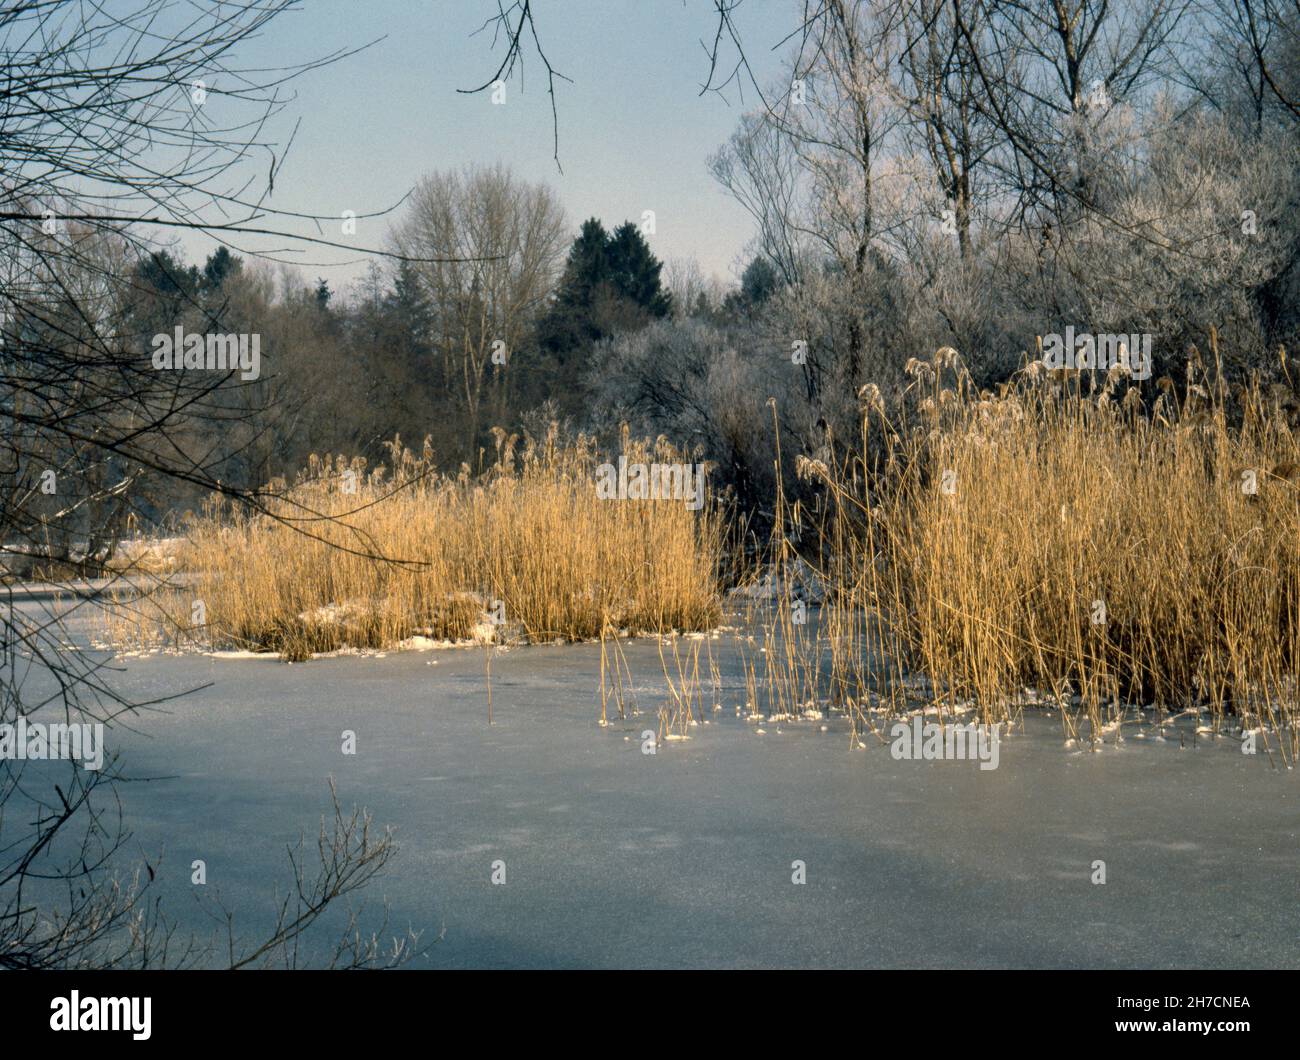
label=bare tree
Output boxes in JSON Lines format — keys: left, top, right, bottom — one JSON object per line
{"left": 1206, "top": 0, "right": 1300, "bottom": 122}
{"left": 895, "top": 0, "right": 1001, "bottom": 258}
{"left": 950, "top": 0, "right": 1194, "bottom": 224}
{"left": 0, "top": 0, "right": 449, "bottom": 968}
{"left": 392, "top": 165, "right": 568, "bottom": 454}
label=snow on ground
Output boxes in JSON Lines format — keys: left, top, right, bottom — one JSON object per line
{"left": 728, "top": 556, "right": 828, "bottom": 605}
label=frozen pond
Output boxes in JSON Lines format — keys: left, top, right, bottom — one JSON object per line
{"left": 5, "top": 596, "right": 1299, "bottom": 968}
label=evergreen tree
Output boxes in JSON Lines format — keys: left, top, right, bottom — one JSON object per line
{"left": 722, "top": 255, "right": 782, "bottom": 320}
{"left": 739, "top": 256, "right": 779, "bottom": 305}
{"left": 201, "top": 247, "right": 241, "bottom": 293}
{"left": 542, "top": 218, "right": 611, "bottom": 352}
{"left": 390, "top": 260, "right": 432, "bottom": 356}
{"left": 540, "top": 217, "right": 670, "bottom": 354}
{"left": 136, "top": 250, "right": 200, "bottom": 302}
{"left": 126, "top": 250, "right": 200, "bottom": 342}
{"left": 606, "top": 222, "right": 671, "bottom": 318}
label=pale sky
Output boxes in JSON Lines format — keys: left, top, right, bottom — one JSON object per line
{"left": 170, "top": 0, "right": 796, "bottom": 298}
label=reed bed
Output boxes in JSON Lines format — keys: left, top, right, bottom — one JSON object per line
{"left": 104, "top": 429, "right": 723, "bottom": 660}
{"left": 775, "top": 339, "right": 1300, "bottom": 762}
{"left": 101, "top": 343, "right": 1300, "bottom": 767}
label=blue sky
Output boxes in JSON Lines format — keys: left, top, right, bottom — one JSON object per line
{"left": 174, "top": 0, "right": 796, "bottom": 296}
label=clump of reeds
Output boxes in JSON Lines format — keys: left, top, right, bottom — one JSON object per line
{"left": 105, "top": 426, "right": 723, "bottom": 660}
{"left": 805, "top": 338, "right": 1300, "bottom": 762}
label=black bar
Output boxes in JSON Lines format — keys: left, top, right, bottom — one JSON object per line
{"left": 4, "top": 969, "right": 1293, "bottom": 1046}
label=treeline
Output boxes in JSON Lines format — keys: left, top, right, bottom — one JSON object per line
{"left": 8, "top": 1, "right": 1300, "bottom": 558}
{"left": 589, "top": 0, "right": 1300, "bottom": 520}
{"left": 27, "top": 163, "right": 785, "bottom": 530}
{"left": 115, "top": 193, "right": 689, "bottom": 482}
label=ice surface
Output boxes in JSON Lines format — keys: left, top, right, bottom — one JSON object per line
{"left": 8, "top": 596, "right": 1298, "bottom": 969}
